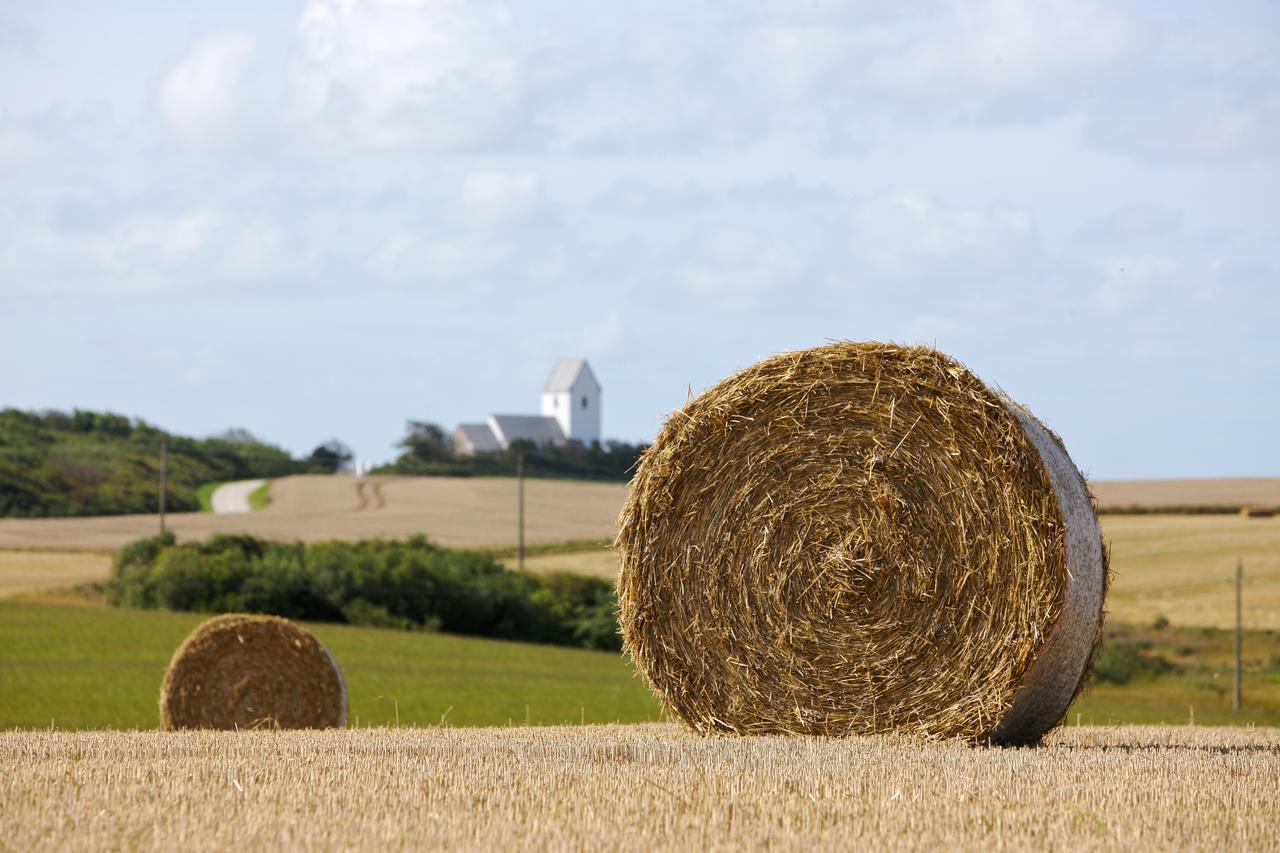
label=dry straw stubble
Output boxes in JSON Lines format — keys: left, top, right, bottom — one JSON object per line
{"left": 618, "top": 341, "right": 1107, "bottom": 744}
{"left": 160, "top": 614, "right": 348, "bottom": 731}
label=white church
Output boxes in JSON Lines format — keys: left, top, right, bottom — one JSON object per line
{"left": 452, "top": 358, "right": 602, "bottom": 455}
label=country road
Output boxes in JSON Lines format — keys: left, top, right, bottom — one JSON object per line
{"left": 210, "top": 479, "right": 266, "bottom": 514}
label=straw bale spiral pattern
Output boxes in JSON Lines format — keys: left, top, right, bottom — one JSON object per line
{"left": 161, "top": 614, "right": 348, "bottom": 731}
{"left": 617, "top": 342, "right": 1105, "bottom": 744}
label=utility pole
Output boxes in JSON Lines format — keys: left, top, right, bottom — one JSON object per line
{"left": 159, "top": 435, "right": 168, "bottom": 535}
{"left": 1234, "top": 559, "right": 1243, "bottom": 712}
{"left": 516, "top": 451, "right": 526, "bottom": 571}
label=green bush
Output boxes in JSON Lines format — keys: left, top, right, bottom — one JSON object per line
{"left": 105, "top": 534, "right": 621, "bottom": 651}
{"left": 1091, "top": 641, "right": 1179, "bottom": 685}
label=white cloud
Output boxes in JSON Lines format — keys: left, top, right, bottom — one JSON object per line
{"left": 681, "top": 227, "right": 809, "bottom": 298}
{"left": 1092, "top": 257, "right": 1220, "bottom": 314}
{"left": 0, "top": 124, "right": 38, "bottom": 171}
{"left": 159, "top": 36, "right": 254, "bottom": 145}
{"left": 293, "top": 0, "right": 526, "bottom": 151}
{"left": 88, "top": 208, "right": 222, "bottom": 271}
{"left": 462, "top": 170, "right": 540, "bottom": 225}
{"left": 371, "top": 230, "right": 418, "bottom": 274}
{"left": 853, "top": 191, "right": 1036, "bottom": 278}
{"left": 226, "top": 224, "right": 283, "bottom": 278}
{"left": 873, "top": 0, "right": 1146, "bottom": 94}
{"left": 1089, "top": 96, "right": 1280, "bottom": 162}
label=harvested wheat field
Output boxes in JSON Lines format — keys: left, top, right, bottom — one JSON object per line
{"left": 1, "top": 725, "right": 1275, "bottom": 851}
{"left": 0, "top": 475, "right": 628, "bottom": 551}
{"left": 0, "top": 550, "right": 111, "bottom": 598}
{"left": 1092, "top": 477, "right": 1280, "bottom": 511}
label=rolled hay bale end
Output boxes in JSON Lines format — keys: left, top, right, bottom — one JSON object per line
{"left": 617, "top": 342, "right": 1107, "bottom": 745}
{"left": 160, "top": 614, "right": 348, "bottom": 731}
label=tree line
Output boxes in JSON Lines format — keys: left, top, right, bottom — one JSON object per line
{"left": 379, "top": 420, "right": 647, "bottom": 482}
{"left": 0, "top": 408, "right": 352, "bottom": 518}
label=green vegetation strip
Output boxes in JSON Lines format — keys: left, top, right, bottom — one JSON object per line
{"left": 194, "top": 481, "right": 227, "bottom": 513}
{"left": 1070, "top": 620, "right": 1280, "bottom": 726}
{"left": 475, "top": 538, "right": 615, "bottom": 560}
{"left": 2, "top": 599, "right": 1276, "bottom": 731}
{"left": 0, "top": 601, "right": 663, "bottom": 730}
{"left": 108, "top": 533, "right": 619, "bottom": 651}
{"left": 248, "top": 480, "right": 271, "bottom": 510}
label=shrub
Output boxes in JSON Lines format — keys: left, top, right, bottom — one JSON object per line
{"left": 106, "top": 534, "right": 621, "bottom": 651}
{"left": 1091, "top": 642, "right": 1179, "bottom": 685}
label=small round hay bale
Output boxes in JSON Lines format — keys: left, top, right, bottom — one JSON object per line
{"left": 160, "top": 614, "right": 348, "bottom": 731}
{"left": 618, "top": 342, "right": 1107, "bottom": 745}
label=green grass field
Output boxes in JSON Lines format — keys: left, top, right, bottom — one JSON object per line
{"left": 1, "top": 599, "right": 1276, "bottom": 731}
{"left": 0, "top": 601, "right": 662, "bottom": 730}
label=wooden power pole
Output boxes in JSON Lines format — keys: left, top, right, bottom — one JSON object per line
{"left": 516, "top": 451, "right": 525, "bottom": 571}
{"left": 1234, "top": 559, "right": 1243, "bottom": 712}
{"left": 159, "top": 435, "right": 168, "bottom": 535}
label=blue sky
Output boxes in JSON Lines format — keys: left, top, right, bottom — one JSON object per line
{"left": 1, "top": 0, "right": 1276, "bottom": 478}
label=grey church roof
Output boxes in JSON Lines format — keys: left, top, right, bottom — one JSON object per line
{"left": 454, "top": 422, "right": 501, "bottom": 453}
{"left": 488, "top": 414, "right": 565, "bottom": 446}
{"left": 543, "top": 358, "right": 601, "bottom": 393}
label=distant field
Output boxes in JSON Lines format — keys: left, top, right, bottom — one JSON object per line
{"left": 0, "top": 474, "right": 627, "bottom": 551}
{"left": 0, "top": 551, "right": 111, "bottom": 598}
{"left": 1103, "top": 514, "right": 1280, "bottom": 630}
{"left": 502, "top": 549, "right": 620, "bottom": 578}
{"left": 1092, "top": 477, "right": 1280, "bottom": 510}
{"left": 2, "top": 725, "right": 1276, "bottom": 850}
{"left": 4, "top": 474, "right": 1277, "bottom": 552}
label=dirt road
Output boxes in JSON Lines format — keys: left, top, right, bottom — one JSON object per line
{"left": 209, "top": 479, "right": 265, "bottom": 514}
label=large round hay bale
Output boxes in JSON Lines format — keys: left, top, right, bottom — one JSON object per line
{"left": 617, "top": 342, "right": 1106, "bottom": 745}
{"left": 160, "top": 614, "right": 348, "bottom": 731}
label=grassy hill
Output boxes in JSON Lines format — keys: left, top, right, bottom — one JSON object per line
{"left": 0, "top": 409, "right": 304, "bottom": 518}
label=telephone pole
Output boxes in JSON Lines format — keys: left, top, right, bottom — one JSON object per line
{"left": 159, "top": 435, "right": 168, "bottom": 535}
{"left": 516, "top": 451, "right": 526, "bottom": 571}
{"left": 1234, "top": 559, "right": 1243, "bottom": 712}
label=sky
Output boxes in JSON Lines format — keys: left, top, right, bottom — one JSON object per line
{"left": 1, "top": 0, "right": 1277, "bottom": 478}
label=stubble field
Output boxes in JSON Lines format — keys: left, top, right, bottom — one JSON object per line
{"left": 1, "top": 725, "right": 1276, "bottom": 851}
{"left": 1090, "top": 477, "right": 1280, "bottom": 510}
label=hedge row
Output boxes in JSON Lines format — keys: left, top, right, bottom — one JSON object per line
{"left": 107, "top": 533, "right": 620, "bottom": 651}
